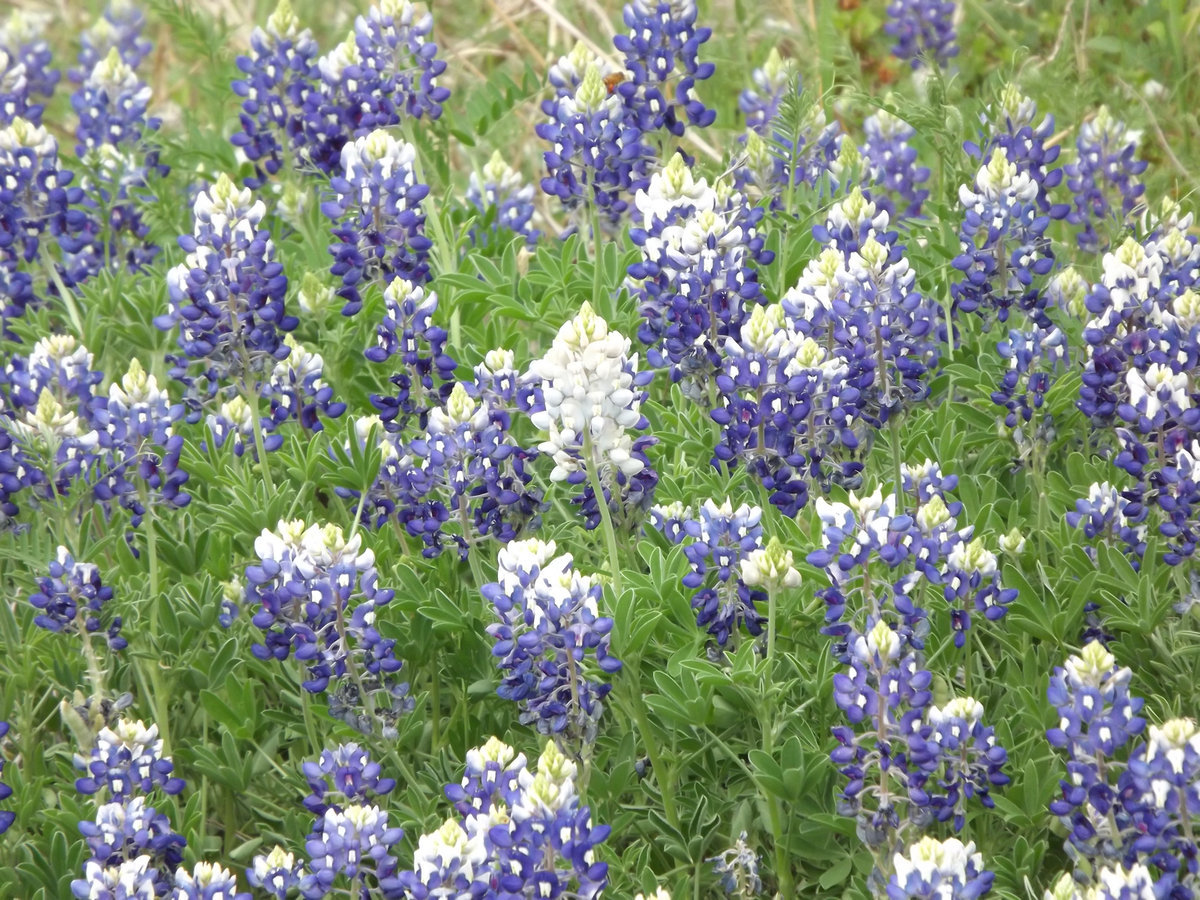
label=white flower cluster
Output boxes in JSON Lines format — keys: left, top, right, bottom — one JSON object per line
{"left": 528, "top": 302, "right": 648, "bottom": 483}
{"left": 254, "top": 518, "right": 374, "bottom": 582}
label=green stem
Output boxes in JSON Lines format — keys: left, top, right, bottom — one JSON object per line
{"left": 582, "top": 435, "right": 623, "bottom": 600}
{"left": 623, "top": 675, "right": 679, "bottom": 830}
{"left": 889, "top": 414, "right": 905, "bottom": 507}
{"left": 430, "top": 672, "right": 441, "bottom": 751}
{"left": 244, "top": 384, "right": 275, "bottom": 495}
{"left": 144, "top": 505, "right": 172, "bottom": 754}
{"left": 766, "top": 584, "right": 779, "bottom": 680}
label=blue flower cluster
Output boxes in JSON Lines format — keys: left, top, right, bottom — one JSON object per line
{"left": 406, "top": 737, "right": 610, "bottom": 898}
{"left": 1043, "top": 642, "right": 1200, "bottom": 896}
{"left": 0, "top": 720, "right": 12, "bottom": 835}
{"left": 887, "top": 836, "right": 993, "bottom": 899}
{"left": 73, "top": 2, "right": 153, "bottom": 82}
{"left": 244, "top": 519, "right": 412, "bottom": 737}
{"left": 650, "top": 498, "right": 767, "bottom": 648}
{"left": 0, "top": 10, "right": 58, "bottom": 125}
{"left": 1, "top": 338, "right": 189, "bottom": 532}
{"left": 466, "top": 149, "right": 541, "bottom": 248}
{"left": 810, "top": 466, "right": 1012, "bottom": 872}
{"left": 1066, "top": 106, "right": 1148, "bottom": 253}
{"left": 861, "top": 109, "right": 930, "bottom": 220}
{"left": 30, "top": 545, "right": 125, "bottom": 651}
{"left": 321, "top": 128, "right": 432, "bottom": 316}
{"left": 0, "top": 117, "right": 90, "bottom": 336}
{"left": 233, "top": 0, "right": 449, "bottom": 181}
{"left": 483, "top": 539, "right": 622, "bottom": 744}
{"left": 884, "top": 0, "right": 958, "bottom": 70}
{"left": 360, "top": 379, "right": 542, "bottom": 559}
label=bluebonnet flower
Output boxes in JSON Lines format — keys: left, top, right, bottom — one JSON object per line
{"left": 300, "top": 804, "right": 404, "bottom": 898}
{"left": 466, "top": 149, "right": 540, "bottom": 248}
{"left": 886, "top": 836, "right": 993, "bottom": 899}
{"left": 951, "top": 148, "right": 1056, "bottom": 326}
{"left": 247, "top": 846, "right": 305, "bottom": 899}
{"left": 967, "top": 85, "right": 1068, "bottom": 221}
{"left": 29, "top": 546, "right": 125, "bottom": 651}
{"left": 0, "top": 720, "right": 12, "bottom": 834}
{"left": 707, "top": 831, "right": 763, "bottom": 898}
{"left": 652, "top": 498, "right": 767, "bottom": 647}
{"left": 300, "top": 0, "right": 449, "bottom": 175}
{"left": 991, "top": 325, "right": 1069, "bottom": 457}
{"left": 630, "top": 154, "right": 772, "bottom": 384}
{"left": 0, "top": 10, "right": 57, "bottom": 121}
{"left": 245, "top": 519, "right": 412, "bottom": 737}
{"left": 613, "top": 0, "right": 716, "bottom": 136}
{"left": 75, "top": 718, "right": 186, "bottom": 799}
{"left": 861, "top": 109, "right": 930, "bottom": 220}
{"left": 1066, "top": 482, "right": 1146, "bottom": 562}
{"left": 171, "top": 863, "right": 251, "bottom": 900}
{"left": 155, "top": 173, "right": 296, "bottom": 408}
{"left": 70, "top": 47, "right": 165, "bottom": 275}
{"left": 1122, "top": 718, "right": 1200, "bottom": 880}
{"left": 398, "top": 738, "right": 610, "bottom": 899}
{"left": 80, "top": 797, "right": 186, "bottom": 896}
{"left": 372, "top": 382, "right": 541, "bottom": 559}
{"left": 74, "top": 2, "right": 153, "bottom": 80}
{"left": 0, "top": 117, "right": 90, "bottom": 334}
{"left": 1066, "top": 107, "right": 1148, "bottom": 253}
{"left": 483, "top": 539, "right": 622, "bottom": 744}
{"left": 230, "top": 0, "right": 320, "bottom": 188}
{"left": 884, "top": 0, "right": 959, "bottom": 71}
{"left": 527, "top": 302, "right": 658, "bottom": 529}
{"left": 301, "top": 743, "right": 396, "bottom": 816}
{"left": 265, "top": 334, "right": 347, "bottom": 433}
{"left": 1046, "top": 642, "right": 1146, "bottom": 865}
{"left": 321, "top": 129, "right": 431, "bottom": 316}
{"left": 537, "top": 44, "right": 652, "bottom": 228}
{"left": 363, "top": 278, "right": 455, "bottom": 427}
{"left": 739, "top": 48, "right": 795, "bottom": 136}
{"left": 906, "top": 697, "right": 1009, "bottom": 830}
{"left": 206, "top": 395, "right": 278, "bottom": 457}
{"left": 72, "top": 856, "right": 159, "bottom": 900}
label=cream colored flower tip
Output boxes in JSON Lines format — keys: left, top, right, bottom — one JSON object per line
{"left": 740, "top": 537, "right": 800, "bottom": 591}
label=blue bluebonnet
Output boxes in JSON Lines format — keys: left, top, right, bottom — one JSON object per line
{"left": 886, "top": 836, "right": 993, "bottom": 899}
{"left": 991, "top": 325, "right": 1068, "bottom": 460}
{"left": 244, "top": 519, "right": 412, "bottom": 737}
{"left": 483, "top": 539, "right": 622, "bottom": 744}
{"left": 1046, "top": 642, "right": 1146, "bottom": 867}
{"left": 300, "top": 0, "right": 450, "bottom": 175}
{"left": 321, "top": 129, "right": 431, "bottom": 316}
{"left": 630, "top": 155, "right": 772, "bottom": 386}
{"left": 861, "top": 109, "right": 930, "bottom": 220}
{"left": 230, "top": 0, "right": 320, "bottom": 188}
{"left": 707, "top": 831, "right": 763, "bottom": 898}
{"left": 265, "top": 334, "right": 347, "bottom": 433}
{"left": 527, "top": 302, "right": 658, "bottom": 530}
{"left": 74, "top": 717, "right": 186, "bottom": 799}
{"left": 72, "top": 856, "right": 159, "bottom": 900}
{"left": 613, "top": 0, "right": 716, "bottom": 136}
{"left": 171, "top": 863, "right": 251, "bottom": 900}
{"left": 80, "top": 796, "right": 186, "bottom": 897}
{"left": 466, "top": 149, "right": 541, "bottom": 248}
{"left": 155, "top": 173, "right": 295, "bottom": 404}
{"left": 1066, "top": 107, "right": 1148, "bottom": 253}
{"left": 0, "top": 335, "right": 104, "bottom": 521}
{"left": 369, "top": 382, "right": 541, "bottom": 559}
{"left": 537, "top": 44, "right": 652, "bottom": 227}
{"left": 0, "top": 118, "right": 91, "bottom": 335}
{"left": 739, "top": 48, "right": 794, "bottom": 137}
{"left": 0, "top": 720, "right": 12, "bottom": 834}
{"left": 951, "top": 148, "right": 1056, "bottom": 326}
{"left": 70, "top": 47, "right": 166, "bottom": 275}
{"left": 30, "top": 546, "right": 125, "bottom": 651}
{"left": 966, "top": 86, "right": 1068, "bottom": 221}
{"left": 73, "top": 2, "right": 153, "bottom": 81}
{"left": 400, "top": 737, "right": 610, "bottom": 898}
{"left": 884, "top": 0, "right": 958, "bottom": 71}
{"left": 247, "top": 846, "right": 305, "bottom": 899}
{"left": 363, "top": 278, "right": 455, "bottom": 427}
{"left": 1065, "top": 481, "right": 1146, "bottom": 562}
{"left": 300, "top": 803, "right": 404, "bottom": 898}
{"left": 0, "top": 10, "right": 58, "bottom": 122}
{"left": 651, "top": 498, "right": 766, "bottom": 647}
{"left": 812, "top": 470, "right": 1013, "bottom": 871}
{"left": 301, "top": 743, "right": 396, "bottom": 816}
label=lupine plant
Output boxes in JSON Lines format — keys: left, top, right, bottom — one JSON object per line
{"left": 4, "top": 1, "right": 1200, "bottom": 899}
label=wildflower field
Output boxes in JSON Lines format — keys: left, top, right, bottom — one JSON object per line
{"left": 2, "top": 0, "right": 1200, "bottom": 896}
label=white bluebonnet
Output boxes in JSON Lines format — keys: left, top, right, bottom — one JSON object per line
{"left": 72, "top": 855, "right": 159, "bottom": 900}
{"left": 246, "top": 845, "right": 304, "bottom": 899}
{"left": 527, "top": 301, "right": 658, "bottom": 529}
